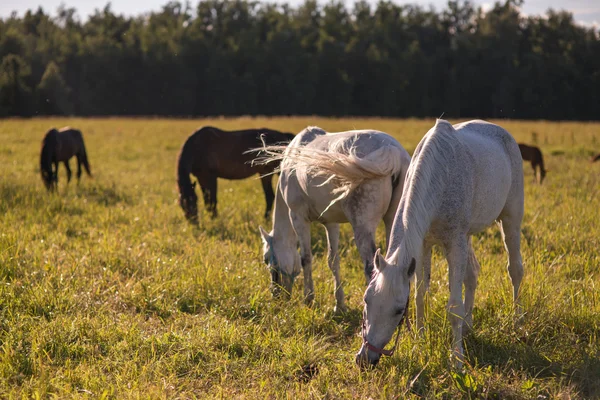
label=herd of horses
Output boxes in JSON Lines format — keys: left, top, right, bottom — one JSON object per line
{"left": 39, "top": 121, "right": 599, "bottom": 369}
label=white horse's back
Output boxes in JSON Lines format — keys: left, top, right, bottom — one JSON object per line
{"left": 452, "top": 120, "right": 523, "bottom": 232}
{"left": 284, "top": 128, "right": 410, "bottom": 222}
{"left": 402, "top": 119, "right": 523, "bottom": 240}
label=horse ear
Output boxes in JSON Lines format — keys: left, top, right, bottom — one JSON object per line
{"left": 259, "top": 226, "right": 270, "bottom": 243}
{"left": 388, "top": 248, "right": 400, "bottom": 265}
{"left": 374, "top": 248, "right": 386, "bottom": 272}
{"left": 406, "top": 258, "right": 416, "bottom": 277}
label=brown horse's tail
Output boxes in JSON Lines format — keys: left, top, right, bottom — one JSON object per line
{"left": 40, "top": 129, "right": 58, "bottom": 191}
{"left": 74, "top": 131, "right": 92, "bottom": 177}
{"left": 80, "top": 145, "right": 92, "bottom": 176}
{"left": 537, "top": 147, "right": 546, "bottom": 183}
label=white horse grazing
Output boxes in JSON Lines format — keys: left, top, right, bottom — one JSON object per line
{"left": 258, "top": 126, "right": 411, "bottom": 313}
{"left": 356, "top": 119, "right": 524, "bottom": 368}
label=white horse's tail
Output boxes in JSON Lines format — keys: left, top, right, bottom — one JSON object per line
{"left": 290, "top": 144, "right": 403, "bottom": 190}
{"left": 250, "top": 134, "right": 405, "bottom": 214}
{"left": 291, "top": 139, "right": 405, "bottom": 214}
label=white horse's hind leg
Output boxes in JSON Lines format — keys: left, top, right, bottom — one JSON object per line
{"left": 463, "top": 238, "right": 480, "bottom": 334}
{"left": 415, "top": 244, "right": 432, "bottom": 333}
{"left": 499, "top": 217, "right": 524, "bottom": 316}
{"left": 344, "top": 180, "right": 391, "bottom": 284}
{"left": 290, "top": 213, "right": 315, "bottom": 305}
{"left": 325, "top": 223, "right": 346, "bottom": 313}
{"left": 445, "top": 237, "right": 468, "bottom": 368}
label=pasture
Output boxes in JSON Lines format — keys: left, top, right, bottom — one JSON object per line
{"left": 0, "top": 117, "right": 599, "bottom": 398}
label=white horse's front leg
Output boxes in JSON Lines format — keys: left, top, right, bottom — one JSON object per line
{"left": 415, "top": 245, "right": 432, "bottom": 333}
{"left": 291, "top": 212, "right": 314, "bottom": 305}
{"left": 352, "top": 226, "right": 377, "bottom": 285}
{"left": 446, "top": 239, "right": 467, "bottom": 368}
{"left": 324, "top": 223, "right": 345, "bottom": 313}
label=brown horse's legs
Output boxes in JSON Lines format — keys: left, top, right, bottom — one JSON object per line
{"left": 260, "top": 174, "right": 274, "bottom": 219}
{"left": 208, "top": 176, "right": 218, "bottom": 218}
{"left": 533, "top": 162, "right": 543, "bottom": 184}
{"left": 76, "top": 156, "right": 83, "bottom": 182}
{"left": 198, "top": 173, "right": 218, "bottom": 218}
{"left": 196, "top": 175, "right": 210, "bottom": 216}
{"left": 52, "top": 162, "right": 59, "bottom": 191}
{"left": 64, "top": 160, "right": 72, "bottom": 184}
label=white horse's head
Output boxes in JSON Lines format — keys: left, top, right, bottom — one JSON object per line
{"left": 355, "top": 248, "right": 415, "bottom": 368}
{"left": 259, "top": 226, "right": 302, "bottom": 298}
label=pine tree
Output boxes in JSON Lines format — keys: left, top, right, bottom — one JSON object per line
{"left": 0, "top": 54, "right": 32, "bottom": 117}
{"left": 36, "top": 61, "right": 72, "bottom": 115}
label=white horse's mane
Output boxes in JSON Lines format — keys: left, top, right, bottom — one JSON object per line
{"left": 394, "top": 119, "right": 456, "bottom": 266}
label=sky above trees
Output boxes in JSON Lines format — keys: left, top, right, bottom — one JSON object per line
{"left": 0, "top": 0, "right": 598, "bottom": 27}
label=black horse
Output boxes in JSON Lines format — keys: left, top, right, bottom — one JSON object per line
{"left": 177, "top": 126, "right": 295, "bottom": 224}
{"left": 40, "top": 127, "right": 92, "bottom": 191}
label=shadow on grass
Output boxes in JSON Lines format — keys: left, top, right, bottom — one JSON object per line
{"left": 464, "top": 327, "right": 600, "bottom": 397}
{"left": 0, "top": 181, "right": 132, "bottom": 214}
{"left": 76, "top": 183, "right": 132, "bottom": 206}
{"left": 330, "top": 307, "right": 363, "bottom": 338}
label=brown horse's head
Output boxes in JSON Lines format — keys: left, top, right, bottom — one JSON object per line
{"left": 179, "top": 180, "right": 199, "bottom": 224}
{"left": 40, "top": 128, "right": 59, "bottom": 191}
{"left": 540, "top": 168, "right": 547, "bottom": 184}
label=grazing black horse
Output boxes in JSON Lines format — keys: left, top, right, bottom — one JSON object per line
{"left": 177, "top": 126, "right": 295, "bottom": 224}
{"left": 40, "top": 127, "right": 92, "bottom": 191}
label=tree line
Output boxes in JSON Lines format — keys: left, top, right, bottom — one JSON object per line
{"left": 1, "top": 0, "right": 599, "bottom": 119}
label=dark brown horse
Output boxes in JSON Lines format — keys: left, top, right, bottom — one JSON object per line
{"left": 40, "top": 127, "right": 92, "bottom": 191}
{"left": 177, "top": 126, "right": 295, "bottom": 224}
{"left": 518, "top": 143, "right": 546, "bottom": 184}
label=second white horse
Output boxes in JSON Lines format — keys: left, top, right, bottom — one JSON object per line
{"left": 356, "top": 119, "right": 525, "bottom": 368}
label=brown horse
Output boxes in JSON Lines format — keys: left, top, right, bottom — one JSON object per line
{"left": 40, "top": 127, "right": 92, "bottom": 191}
{"left": 518, "top": 143, "right": 546, "bottom": 184}
{"left": 177, "top": 126, "right": 295, "bottom": 224}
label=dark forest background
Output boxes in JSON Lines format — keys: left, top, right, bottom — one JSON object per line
{"left": 1, "top": 0, "right": 599, "bottom": 119}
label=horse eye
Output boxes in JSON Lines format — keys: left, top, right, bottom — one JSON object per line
{"left": 395, "top": 308, "right": 405, "bottom": 316}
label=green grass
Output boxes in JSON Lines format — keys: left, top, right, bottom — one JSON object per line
{"left": 0, "top": 117, "right": 599, "bottom": 398}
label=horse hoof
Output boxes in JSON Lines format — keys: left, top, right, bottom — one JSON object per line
{"left": 462, "top": 318, "right": 473, "bottom": 336}
{"left": 304, "top": 295, "right": 315, "bottom": 307}
{"left": 333, "top": 305, "right": 347, "bottom": 315}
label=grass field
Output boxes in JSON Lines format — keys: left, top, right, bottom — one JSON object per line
{"left": 1, "top": 117, "right": 599, "bottom": 398}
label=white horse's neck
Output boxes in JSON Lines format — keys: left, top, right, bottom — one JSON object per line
{"left": 389, "top": 125, "right": 453, "bottom": 265}
{"left": 272, "top": 182, "right": 297, "bottom": 245}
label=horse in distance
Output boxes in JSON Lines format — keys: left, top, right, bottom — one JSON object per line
{"left": 518, "top": 143, "right": 546, "bottom": 184}
{"left": 257, "top": 126, "right": 411, "bottom": 313}
{"left": 40, "top": 127, "right": 92, "bottom": 191}
{"left": 357, "top": 120, "right": 524, "bottom": 369}
{"left": 176, "top": 126, "right": 295, "bottom": 224}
